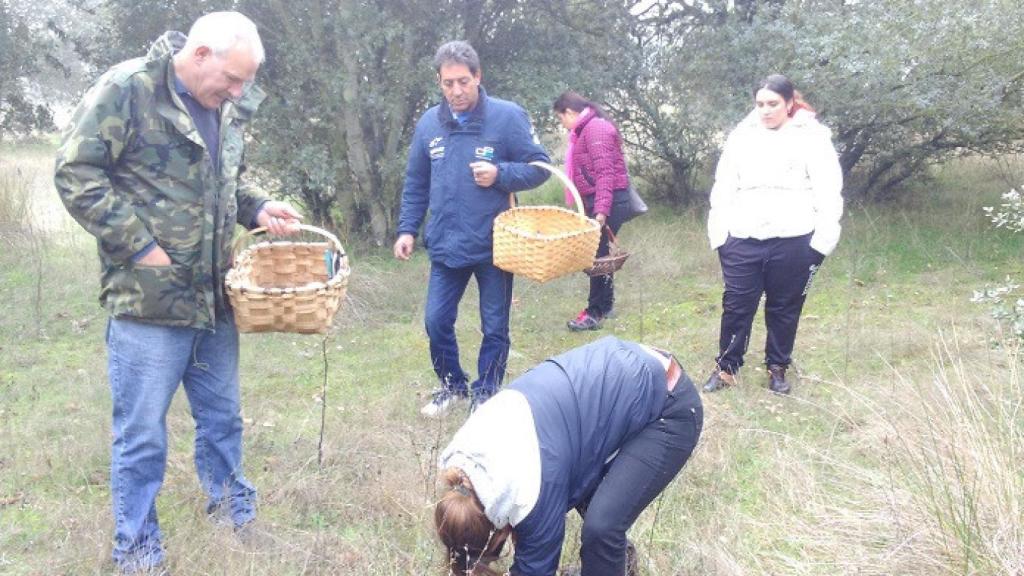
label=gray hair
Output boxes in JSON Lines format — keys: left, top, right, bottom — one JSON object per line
{"left": 433, "top": 41, "right": 480, "bottom": 75}
{"left": 183, "top": 11, "right": 265, "bottom": 64}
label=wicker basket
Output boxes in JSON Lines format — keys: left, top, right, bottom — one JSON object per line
{"left": 492, "top": 161, "right": 601, "bottom": 283}
{"left": 584, "top": 226, "right": 631, "bottom": 277}
{"left": 225, "top": 224, "right": 351, "bottom": 334}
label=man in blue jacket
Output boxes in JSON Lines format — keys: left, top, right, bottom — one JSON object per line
{"left": 394, "top": 40, "right": 550, "bottom": 417}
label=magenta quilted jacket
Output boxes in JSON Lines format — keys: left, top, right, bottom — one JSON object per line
{"left": 570, "top": 113, "right": 630, "bottom": 216}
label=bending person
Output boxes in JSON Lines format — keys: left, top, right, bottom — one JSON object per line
{"left": 434, "top": 336, "right": 703, "bottom": 575}
{"left": 705, "top": 74, "right": 843, "bottom": 395}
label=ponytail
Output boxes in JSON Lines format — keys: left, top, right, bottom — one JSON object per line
{"left": 790, "top": 90, "right": 817, "bottom": 117}
{"left": 434, "top": 468, "right": 512, "bottom": 575}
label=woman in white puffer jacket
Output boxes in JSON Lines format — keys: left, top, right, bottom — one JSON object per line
{"left": 705, "top": 74, "right": 843, "bottom": 395}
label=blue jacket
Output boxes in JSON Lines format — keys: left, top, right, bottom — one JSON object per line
{"left": 508, "top": 336, "right": 672, "bottom": 576}
{"left": 397, "top": 88, "right": 551, "bottom": 267}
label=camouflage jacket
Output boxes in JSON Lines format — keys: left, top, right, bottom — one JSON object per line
{"left": 54, "top": 31, "right": 268, "bottom": 328}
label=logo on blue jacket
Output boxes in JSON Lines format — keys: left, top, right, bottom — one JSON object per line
{"left": 474, "top": 146, "right": 495, "bottom": 162}
{"left": 429, "top": 136, "right": 446, "bottom": 160}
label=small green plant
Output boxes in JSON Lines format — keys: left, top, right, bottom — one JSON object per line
{"left": 974, "top": 189, "right": 1024, "bottom": 339}
{"left": 972, "top": 279, "right": 1024, "bottom": 339}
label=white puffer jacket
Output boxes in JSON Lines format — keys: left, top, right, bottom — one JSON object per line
{"left": 707, "top": 108, "right": 844, "bottom": 255}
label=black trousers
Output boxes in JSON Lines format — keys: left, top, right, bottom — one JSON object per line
{"left": 583, "top": 189, "right": 630, "bottom": 317}
{"left": 576, "top": 373, "right": 703, "bottom": 575}
{"left": 715, "top": 233, "right": 825, "bottom": 373}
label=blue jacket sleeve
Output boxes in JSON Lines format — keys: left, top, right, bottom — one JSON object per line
{"left": 510, "top": 514, "right": 565, "bottom": 576}
{"left": 396, "top": 121, "right": 431, "bottom": 237}
{"left": 495, "top": 106, "right": 551, "bottom": 193}
{"left": 509, "top": 482, "right": 567, "bottom": 576}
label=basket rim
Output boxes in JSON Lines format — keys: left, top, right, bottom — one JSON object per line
{"left": 225, "top": 226, "right": 352, "bottom": 296}
{"left": 584, "top": 252, "right": 630, "bottom": 276}
{"left": 225, "top": 270, "right": 349, "bottom": 296}
{"left": 594, "top": 252, "right": 630, "bottom": 262}
{"left": 494, "top": 206, "right": 600, "bottom": 241}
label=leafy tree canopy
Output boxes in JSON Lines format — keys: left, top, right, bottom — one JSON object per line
{"left": 35, "top": 0, "right": 1024, "bottom": 240}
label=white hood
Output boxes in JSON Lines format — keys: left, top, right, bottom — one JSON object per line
{"left": 438, "top": 389, "right": 542, "bottom": 528}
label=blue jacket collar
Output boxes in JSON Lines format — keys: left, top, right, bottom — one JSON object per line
{"left": 438, "top": 86, "right": 489, "bottom": 129}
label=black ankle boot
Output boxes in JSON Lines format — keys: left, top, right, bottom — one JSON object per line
{"left": 702, "top": 369, "right": 735, "bottom": 393}
{"left": 626, "top": 539, "right": 638, "bottom": 576}
{"left": 768, "top": 364, "right": 790, "bottom": 394}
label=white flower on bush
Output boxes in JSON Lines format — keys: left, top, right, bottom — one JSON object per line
{"left": 982, "top": 188, "right": 1024, "bottom": 232}
{"left": 976, "top": 190, "right": 1024, "bottom": 339}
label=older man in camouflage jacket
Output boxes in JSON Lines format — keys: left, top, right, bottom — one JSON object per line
{"left": 54, "top": 12, "right": 298, "bottom": 572}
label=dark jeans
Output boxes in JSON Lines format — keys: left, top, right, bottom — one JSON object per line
{"left": 583, "top": 189, "right": 630, "bottom": 317}
{"left": 715, "top": 233, "right": 825, "bottom": 373}
{"left": 425, "top": 260, "right": 514, "bottom": 396}
{"left": 576, "top": 373, "right": 703, "bottom": 575}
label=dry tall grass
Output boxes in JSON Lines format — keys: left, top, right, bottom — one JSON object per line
{"left": 0, "top": 154, "right": 35, "bottom": 242}
{"left": 884, "top": 336, "right": 1023, "bottom": 574}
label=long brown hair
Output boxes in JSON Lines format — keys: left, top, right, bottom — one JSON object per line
{"left": 434, "top": 468, "right": 512, "bottom": 575}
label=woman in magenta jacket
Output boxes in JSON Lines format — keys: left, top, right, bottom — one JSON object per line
{"left": 553, "top": 92, "right": 633, "bottom": 331}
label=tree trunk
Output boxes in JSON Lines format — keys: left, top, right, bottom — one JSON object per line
{"left": 667, "top": 155, "right": 696, "bottom": 204}
{"left": 336, "top": 20, "right": 388, "bottom": 245}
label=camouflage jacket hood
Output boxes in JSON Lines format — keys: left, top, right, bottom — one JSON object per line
{"left": 54, "top": 31, "right": 270, "bottom": 328}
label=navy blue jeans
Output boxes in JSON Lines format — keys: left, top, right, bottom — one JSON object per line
{"left": 425, "top": 260, "right": 514, "bottom": 396}
{"left": 577, "top": 371, "right": 703, "bottom": 575}
{"left": 583, "top": 189, "right": 630, "bottom": 318}
{"left": 715, "top": 233, "right": 825, "bottom": 373}
{"left": 106, "top": 314, "right": 256, "bottom": 570}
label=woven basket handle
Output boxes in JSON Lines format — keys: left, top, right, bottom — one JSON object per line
{"left": 603, "top": 224, "right": 619, "bottom": 246}
{"left": 503, "top": 161, "right": 586, "bottom": 217}
{"left": 231, "top": 223, "right": 345, "bottom": 261}
{"left": 601, "top": 224, "right": 624, "bottom": 255}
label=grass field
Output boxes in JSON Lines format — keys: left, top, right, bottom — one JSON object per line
{"left": 1, "top": 143, "right": 1022, "bottom": 575}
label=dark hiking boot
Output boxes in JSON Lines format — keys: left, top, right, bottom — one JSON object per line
{"left": 702, "top": 369, "right": 736, "bottom": 393}
{"left": 768, "top": 364, "right": 791, "bottom": 395}
{"left": 626, "top": 539, "right": 639, "bottom": 576}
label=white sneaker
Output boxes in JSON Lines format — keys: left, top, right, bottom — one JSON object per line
{"left": 420, "top": 388, "right": 464, "bottom": 418}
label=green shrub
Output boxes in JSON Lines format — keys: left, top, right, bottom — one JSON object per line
{"left": 974, "top": 189, "right": 1024, "bottom": 339}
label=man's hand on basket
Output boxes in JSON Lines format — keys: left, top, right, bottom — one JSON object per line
{"left": 394, "top": 233, "right": 415, "bottom": 261}
{"left": 257, "top": 201, "right": 302, "bottom": 235}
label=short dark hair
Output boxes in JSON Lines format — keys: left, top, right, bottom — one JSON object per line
{"left": 755, "top": 74, "right": 796, "bottom": 101}
{"left": 433, "top": 41, "right": 480, "bottom": 75}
